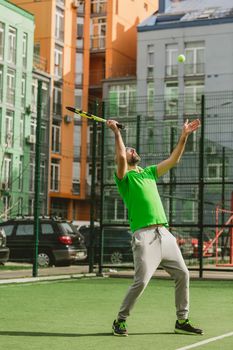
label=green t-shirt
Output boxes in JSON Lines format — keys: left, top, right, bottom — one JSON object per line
{"left": 114, "top": 165, "right": 168, "bottom": 232}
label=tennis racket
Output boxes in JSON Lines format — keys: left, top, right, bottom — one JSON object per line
{"left": 66, "top": 106, "right": 125, "bottom": 130}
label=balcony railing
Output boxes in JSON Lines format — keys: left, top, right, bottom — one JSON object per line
{"left": 89, "top": 69, "right": 105, "bottom": 86}
{"left": 90, "top": 36, "right": 105, "bottom": 50}
{"left": 107, "top": 64, "right": 136, "bottom": 78}
{"left": 33, "top": 53, "right": 47, "bottom": 72}
{"left": 184, "top": 63, "right": 205, "bottom": 75}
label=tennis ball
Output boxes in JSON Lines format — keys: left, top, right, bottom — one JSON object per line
{"left": 177, "top": 54, "right": 186, "bottom": 63}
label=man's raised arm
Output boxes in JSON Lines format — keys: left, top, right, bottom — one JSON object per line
{"left": 157, "top": 119, "right": 201, "bottom": 177}
{"left": 106, "top": 120, "right": 127, "bottom": 179}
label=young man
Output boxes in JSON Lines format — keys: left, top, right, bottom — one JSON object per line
{"left": 106, "top": 118, "right": 203, "bottom": 337}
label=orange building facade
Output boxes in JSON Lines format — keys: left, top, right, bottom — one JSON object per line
{"left": 10, "top": 0, "right": 158, "bottom": 220}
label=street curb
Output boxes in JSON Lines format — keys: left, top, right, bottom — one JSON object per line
{"left": 0, "top": 273, "right": 103, "bottom": 285}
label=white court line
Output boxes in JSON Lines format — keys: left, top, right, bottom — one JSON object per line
{"left": 175, "top": 331, "right": 233, "bottom": 350}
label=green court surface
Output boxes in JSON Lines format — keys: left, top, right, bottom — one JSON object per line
{"left": 0, "top": 277, "right": 232, "bottom": 350}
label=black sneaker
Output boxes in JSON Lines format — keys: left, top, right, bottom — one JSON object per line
{"left": 112, "top": 319, "right": 128, "bottom": 336}
{"left": 174, "top": 319, "right": 203, "bottom": 335}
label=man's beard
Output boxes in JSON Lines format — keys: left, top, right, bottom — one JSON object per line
{"left": 127, "top": 154, "right": 141, "bottom": 166}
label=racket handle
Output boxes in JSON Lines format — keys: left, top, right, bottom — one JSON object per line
{"left": 116, "top": 123, "right": 125, "bottom": 130}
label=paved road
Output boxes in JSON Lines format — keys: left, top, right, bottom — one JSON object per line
{"left": 0, "top": 263, "right": 232, "bottom": 282}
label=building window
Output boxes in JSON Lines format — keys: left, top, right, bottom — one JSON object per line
{"left": 91, "top": 17, "right": 106, "bottom": 50}
{"left": 184, "top": 81, "right": 204, "bottom": 115}
{"left": 164, "top": 82, "right": 178, "bottom": 116}
{"left": 0, "top": 22, "right": 4, "bottom": 60}
{"left": 8, "top": 27, "right": 17, "bottom": 65}
{"left": 147, "top": 82, "right": 154, "bottom": 116}
{"left": 19, "top": 114, "right": 24, "bottom": 149}
{"left": 6, "top": 68, "right": 15, "bottom": 105}
{"left": 75, "top": 52, "right": 83, "bottom": 85}
{"left": 30, "top": 119, "right": 36, "bottom": 152}
{"left": 55, "top": 7, "right": 64, "bottom": 42}
{"left": 5, "top": 110, "right": 14, "bottom": 148}
{"left": 3, "top": 154, "right": 12, "bottom": 189}
{"left": 105, "top": 195, "right": 127, "bottom": 222}
{"left": 183, "top": 199, "right": 197, "bottom": 223}
{"left": 22, "top": 33, "right": 27, "bottom": 69}
{"left": 91, "top": 0, "right": 107, "bottom": 14}
{"left": 50, "top": 159, "right": 60, "bottom": 192}
{"left": 108, "top": 84, "right": 136, "bottom": 117}
{"left": 28, "top": 198, "right": 34, "bottom": 215}
{"left": 207, "top": 163, "right": 223, "bottom": 180}
{"left": 166, "top": 43, "right": 178, "bottom": 76}
{"left": 52, "top": 122, "right": 61, "bottom": 153}
{"left": 29, "top": 158, "right": 35, "bottom": 192}
{"left": 53, "top": 86, "right": 62, "bottom": 116}
{"left": 2, "top": 196, "right": 10, "bottom": 220}
{"left": 147, "top": 44, "right": 154, "bottom": 79}
{"left": 72, "top": 162, "right": 80, "bottom": 194}
{"left": 54, "top": 45, "right": 63, "bottom": 78}
{"left": 184, "top": 42, "right": 205, "bottom": 75}
{"left": 0, "top": 64, "right": 3, "bottom": 103}
{"left": 74, "top": 124, "right": 81, "bottom": 158}
{"left": 18, "top": 157, "right": 23, "bottom": 191}
{"left": 40, "top": 160, "right": 45, "bottom": 194}
{"left": 77, "top": 16, "right": 84, "bottom": 49}
{"left": 31, "top": 78, "right": 37, "bottom": 113}
{"left": 21, "top": 73, "right": 26, "bottom": 108}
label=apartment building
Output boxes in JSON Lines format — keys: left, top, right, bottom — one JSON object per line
{"left": 0, "top": 0, "right": 51, "bottom": 220}
{"left": 136, "top": 0, "right": 233, "bottom": 229}
{"left": 9, "top": 0, "right": 157, "bottom": 221}
{"left": 0, "top": 0, "right": 34, "bottom": 219}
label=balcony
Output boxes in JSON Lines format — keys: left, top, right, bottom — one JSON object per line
{"left": 184, "top": 63, "right": 205, "bottom": 76}
{"left": 90, "top": 36, "right": 105, "bottom": 51}
{"left": 33, "top": 54, "right": 47, "bottom": 72}
{"left": 107, "top": 64, "right": 136, "bottom": 78}
{"left": 91, "top": 1, "right": 107, "bottom": 14}
{"left": 89, "top": 69, "right": 105, "bottom": 87}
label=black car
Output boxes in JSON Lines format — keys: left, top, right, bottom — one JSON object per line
{"left": 0, "top": 217, "right": 87, "bottom": 267}
{"left": 0, "top": 227, "right": 10, "bottom": 264}
{"left": 79, "top": 225, "right": 133, "bottom": 264}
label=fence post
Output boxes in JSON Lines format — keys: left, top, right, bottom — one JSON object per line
{"left": 98, "top": 101, "right": 105, "bottom": 275}
{"left": 169, "top": 126, "right": 176, "bottom": 225}
{"left": 136, "top": 115, "right": 141, "bottom": 153}
{"left": 33, "top": 80, "right": 42, "bottom": 277}
{"left": 89, "top": 100, "right": 98, "bottom": 273}
{"left": 198, "top": 94, "right": 205, "bottom": 278}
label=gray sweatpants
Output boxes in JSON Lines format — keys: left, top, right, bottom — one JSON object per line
{"left": 117, "top": 226, "right": 189, "bottom": 321}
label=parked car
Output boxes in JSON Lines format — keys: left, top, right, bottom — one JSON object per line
{"left": 78, "top": 225, "right": 133, "bottom": 264}
{"left": 0, "top": 217, "right": 87, "bottom": 267}
{"left": 0, "top": 227, "right": 10, "bottom": 265}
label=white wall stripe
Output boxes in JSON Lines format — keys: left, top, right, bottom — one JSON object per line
{"left": 175, "top": 331, "right": 233, "bottom": 350}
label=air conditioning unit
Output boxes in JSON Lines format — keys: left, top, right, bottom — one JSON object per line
{"left": 71, "top": 0, "right": 78, "bottom": 9}
{"left": 64, "top": 115, "right": 72, "bottom": 123}
{"left": 26, "top": 135, "right": 36, "bottom": 144}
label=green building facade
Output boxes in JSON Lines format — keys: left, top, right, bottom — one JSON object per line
{"left": 0, "top": 0, "right": 34, "bottom": 220}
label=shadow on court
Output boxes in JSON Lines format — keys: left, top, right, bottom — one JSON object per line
{"left": 0, "top": 330, "right": 175, "bottom": 337}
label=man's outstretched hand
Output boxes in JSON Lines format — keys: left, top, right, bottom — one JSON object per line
{"left": 182, "top": 119, "right": 201, "bottom": 137}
